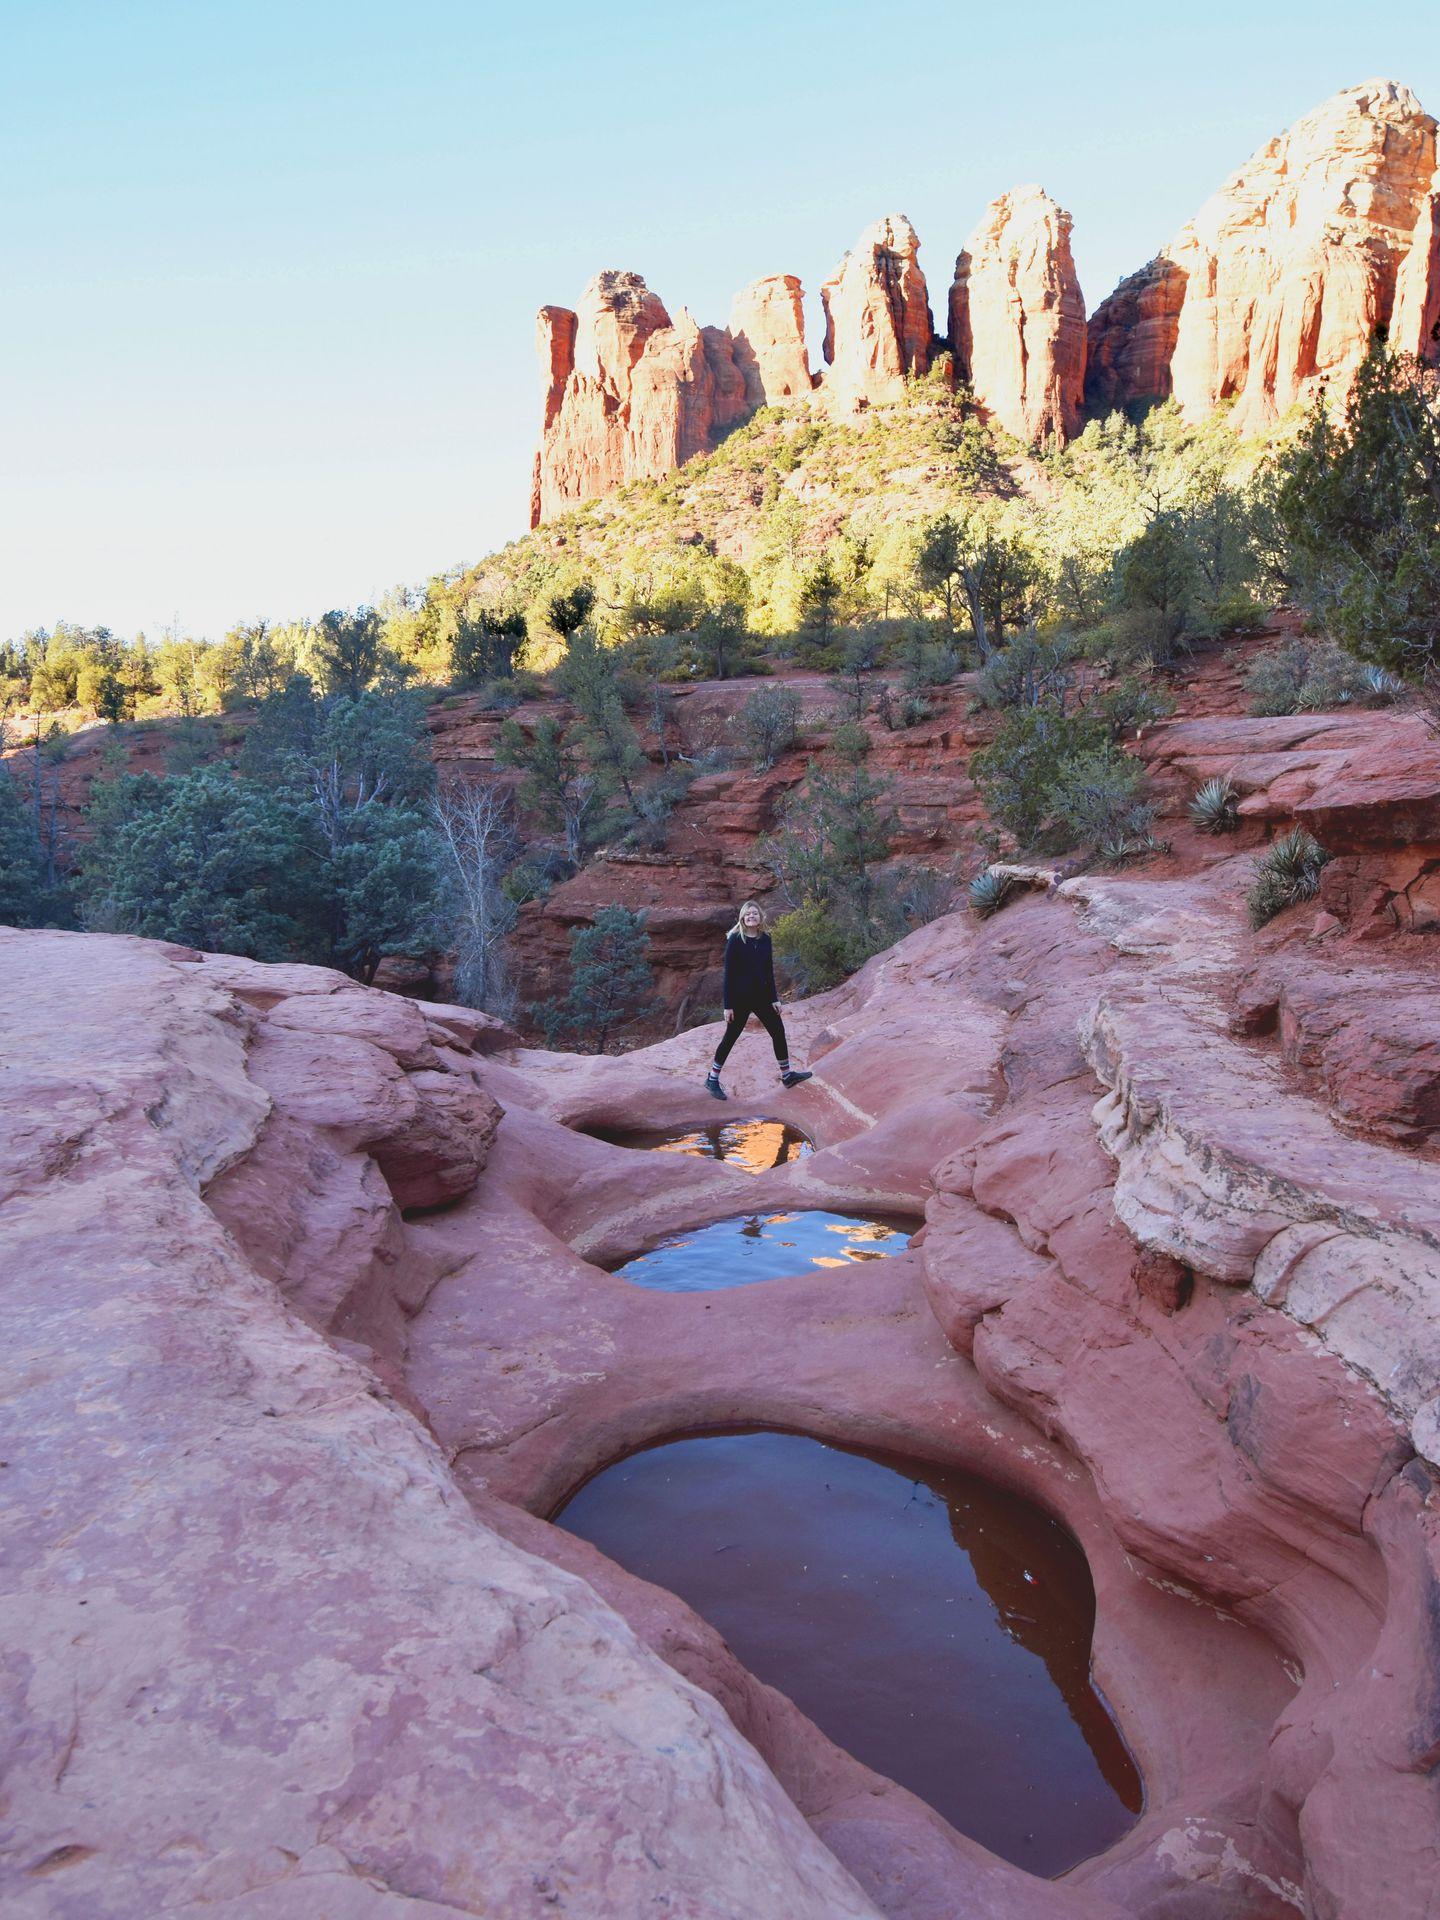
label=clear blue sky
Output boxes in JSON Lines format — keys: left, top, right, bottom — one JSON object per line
{"left": 3, "top": 0, "right": 1436, "bottom": 641}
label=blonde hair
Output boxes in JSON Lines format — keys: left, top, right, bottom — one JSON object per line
{"left": 728, "top": 898, "right": 766, "bottom": 939}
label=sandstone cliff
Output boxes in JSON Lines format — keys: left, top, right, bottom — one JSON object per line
{"left": 819, "top": 213, "right": 934, "bottom": 412}
{"left": 950, "top": 185, "right": 1087, "bottom": 444}
{"left": 729, "top": 273, "right": 813, "bottom": 409}
{"left": 1393, "top": 161, "right": 1440, "bottom": 358}
{"left": 532, "top": 79, "right": 1440, "bottom": 521}
{"left": 1087, "top": 79, "right": 1440, "bottom": 427}
{"left": 530, "top": 271, "right": 748, "bottom": 526}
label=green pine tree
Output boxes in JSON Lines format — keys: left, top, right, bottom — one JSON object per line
{"left": 1271, "top": 338, "right": 1440, "bottom": 675}
{"left": 533, "top": 905, "right": 656, "bottom": 1053}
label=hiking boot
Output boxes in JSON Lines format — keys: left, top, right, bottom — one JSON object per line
{"left": 705, "top": 1071, "right": 728, "bottom": 1101}
{"left": 780, "top": 1069, "right": 812, "bottom": 1089}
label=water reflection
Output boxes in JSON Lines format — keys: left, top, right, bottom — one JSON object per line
{"left": 557, "top": 1430, "right": 1142, "bottom": 1876}
{"left": 613, "top": 1210, "right": 914, "bottom": 1291}
{"left": 590, "top": 1118, "right": 813, "bottom": 1174}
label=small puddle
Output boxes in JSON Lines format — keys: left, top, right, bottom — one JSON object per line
{"left": 612, "top": 1210, "right": 914, "bottom": 1291}
{"left": 556, "top": 1430, "right": 1142, "bottom": 1876}
{"left": 589, "top": 1117, "right": 813, "bottom": 1173}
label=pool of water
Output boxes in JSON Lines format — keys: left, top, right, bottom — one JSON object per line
{"left": 590, "top": 1117, "right": 813, "bottom": 1173}
{"left": 611, "top": 1210, "right": 914, "bottom": 1291}
{"left": 555, "top": 1431, "right": 1142, "bottom": 1876}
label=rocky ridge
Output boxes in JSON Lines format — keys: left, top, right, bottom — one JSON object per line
{"left": 533, "top": 80, "right": 1440, "bottom": 521}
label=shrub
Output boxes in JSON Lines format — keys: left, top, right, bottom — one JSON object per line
{"left": 1245, "top": 638, "right": 1365, "bottom": 716}
{"left": 1048, "top": 748, "right": 1157, "bottom": 853}
{"left": 969, "top": 705, "right": 1100, "bottom": 848}
{"left": 771, "top": 901, "right": 853, "bottom": 993}
{"left": 1212, "top": 590, "right": 1268, "bottom": 635}
{"left": 625, "top": 786, "right": 676, "bottom": 851}
{"left": 1247, "top": 828, "right": 1331, "bottom": 928}
{"left": 974, "top": 632, "right": 1077, "bottom": 711}
{"left": 1296, "top": 642, "right": 1369, "bottom": 711}
{"left": 898, "top": 634, "right": 963, "bottom": 691}
{"left": 968, "top": 866, "right": 1017, "bottom": 918}
{"left": 1082, "top": 606, "right": 1175, "bottom": 673}
{"left": 1189, "top": 776, "right": 1240, "bottom": 834}
{"left": 478, "top": 677, "right": 529, "bottom": 713}
{"left": 680, "top": 711, "right": 735, "bottom": 773}
{"left": 880, "top": 862, "right": 953, "bottom": 931}
{"left": 897, "top": 691, "right": 933, "bottom": 728}
{"left": 737, "top": 684, "right": 803, "bottom": 769}
{"left": 1089, "top": 675, "right": 1174, "bottom": 739}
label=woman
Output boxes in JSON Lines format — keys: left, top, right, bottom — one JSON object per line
{"left": 705, "top": 900, "right": 812, "bottom": 1100}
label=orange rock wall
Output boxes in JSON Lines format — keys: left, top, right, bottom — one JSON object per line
{"left": 949, "top": 186, "right": 1086, "bottom": 444}
{"left": 1089, "top": 80, "right": 1440, "bottom": 428}
{"left": 818, "top": 214, "right": 934, "bottom": 412}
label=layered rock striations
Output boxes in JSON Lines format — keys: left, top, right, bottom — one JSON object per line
{"left": 530, "top": 271, "right": 748, "bottom": 526}
{"left": 818, "top": 213, "right": 934, "bottom": 411}
{"left": 950, "top": 185, "right": 1087, "bottom": 443}
{"left": 1088, "top": 79, "right": 1440, "bottom": 426}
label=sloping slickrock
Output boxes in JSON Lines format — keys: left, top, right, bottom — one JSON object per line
{"left": 1137, "top": 705, "right": 1440, "bottom": 839}
{"left": 949, "top": 185, "right": 1087, "bottom": 443}
{"left": 820, "top": 213, "right": 933, "bottom": 411}
{"left": 0, "top": 928, "right": 883, "bottom": 1920}
{"left": 403, "top": 771, "right": 1440, "bottom": 1916}
{"left": 1087, "top": 80, "right": 1440, "bottom": 431}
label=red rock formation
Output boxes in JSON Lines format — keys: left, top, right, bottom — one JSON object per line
{"left": 729, "top": 273, "right": 813, "bottom": 409}
{"left": 1393, "top": 164, "right": 1440, "bottom": 359}
{"left": 531, "top": 272, "right": 749, "bottom": 526}
{"left": 10, "top": 649, "right": 1440, "bottom": 1918}
{"left": 819, "top": 214, "right": 933, "bottom": 412}
{"left": 0, "top": 927, "right": 885, "bottom": 1920}
{"left": 1088, "top": 79, "right": 1440, "bottom": 429}
{"left": 1082, "top": 256, "right": 1186, "bottom": 414}
{"left": 949, "top": 185, "right": 1086, "bottom": 444}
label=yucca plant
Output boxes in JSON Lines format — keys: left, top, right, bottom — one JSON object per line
{"left": 1359, "top": 663, "right": 1405, "bottom": 705}
{"left": 1100, "top": 829, "right": 1166, "bottom": 867}
{"left": 1189, "top": 775, "right": 1240, "bottom": 834}
{"left": 968, "top": 865, "right": 1018, "bottom": 919}
{"left": 1247, "top": 828, "right": 1331, "bottom": 929}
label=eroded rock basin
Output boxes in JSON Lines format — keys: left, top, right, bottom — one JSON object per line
{"left": 611, "top": 1208, "right": 915, "bottom": 1290}
{"left": 556, "top": 1429, "right": 1143, "bottom": 1878}
{"left": 586, "top": 1115, "right": 814, "bottom": 1170}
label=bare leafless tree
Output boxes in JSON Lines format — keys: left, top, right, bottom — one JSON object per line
{"left": 431, "top": 776, "right": 519, "bottom": 1018}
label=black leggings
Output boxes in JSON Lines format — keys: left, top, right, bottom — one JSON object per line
{"left": 712, "top": 998, "right": 789, "bottom": 1070}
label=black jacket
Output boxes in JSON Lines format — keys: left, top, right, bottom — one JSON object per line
{"left": 723, "top": 930, "right": 778, "bottom": 1010}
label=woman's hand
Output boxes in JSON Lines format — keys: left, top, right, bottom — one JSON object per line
{"left": 724, "top": 1008, "right": 734, "bottom": 1022}
{"left": 773, "top": 1002, "right": 782, "bottom": 1013}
